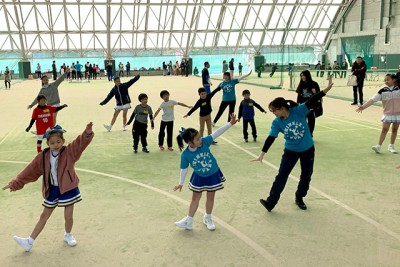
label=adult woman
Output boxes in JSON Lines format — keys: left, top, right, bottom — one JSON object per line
{"left": 255, "top": 77, "right": 333, "bottom": 212}
{"left": 296, "top": 70, "right": 322, "bottom": 135}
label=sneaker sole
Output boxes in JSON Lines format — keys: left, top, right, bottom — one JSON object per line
{"left": 203, "top": 221, "right": 216, "bottom": 231}
{"left": 174, "top": 223, "right": 192, "bottom": 230}
{"left": 372, "top": 147, "right": 380, "bottom": 153}
{"left": 64, "top": 240, "right": 77, "bottom": 247}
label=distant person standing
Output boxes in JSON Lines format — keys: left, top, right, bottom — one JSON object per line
{"left": 270, "top": 63, "right": 278, "bottom": 77}
{"left": 238, "top": 63, "right": 243, "bottom": 76}
{"left": 168, "top": 61, "right": 173, "bottom": 75}
{"left": 351, "top": 56, "right": 367, "bottom": 105}
{"left": 333, "top": 61, "right": 340, "bottom": 78}
{"left": 162, "top": 62, "right": 168, "bottom": 76}
{"left": 85, "top": 62, "right": 90, "bottom": 79}
{"left": 222, "top": 60, "right": 228, "bottom": 76}
{"left": 315, "top": 61, "right": 321, "bottom": 77}
{"left": 119, "top": 62, "right": 124, "bottom": 77}
{"left": 70, "top": 63, "right": 76, "bottom": 80}
{"left": 75, "top": 61, "right": 83, "bottom": 80}
{"left": 126, "top": 62, "right": 131, "bottom": 77}
{"left": 52, "top": 61, "right": 57, "bottom": 80}
{"left": 35, "top": 63, "right": 42, "bottom": 79}
{"left": 4, "top": 70, "right": 11, "bottom": 89}
{"left": 202, "top": 62, "right": 212, "bottom": 94}
{"left": 106, "top": 62, "right": 113, "bottom": 81}
{"left": 229, "top": 58, "right": 234, "bottom": 78}
{"left": 341, "top": 60, "right": 348, "bottom": 78}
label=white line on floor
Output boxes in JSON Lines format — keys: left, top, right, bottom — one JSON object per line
{"left": 0, "top": 127, "right": 16, "bottom": 147}
{"left": 0, "top": 160, "right": 279, "bottom": 266}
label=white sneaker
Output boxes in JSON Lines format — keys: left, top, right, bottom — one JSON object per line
{"left": 388, "top": 144, "right": 398, "bottom": 153}
{"left": 103, "top": 124, "right": 112, "bottom": 132}
{"left": 372, "top": 145, "right": 381, "bottom": 153}
{"left": 122, "top": 125, "right": 127, "bottom": 131}
{"left": 30, "top": 130, "right": 37, "bottom": 135}
{"left": 175, "top": 216, "right": 193, "bottom": 230}
{"left": 64, "top": 233, "right": 77, "bottom": 247}
{"left": 203, "top": 214, "right": 216, "bottom": 231}
{"left": 212, "top": 122, "right": 216, "bottom": 127}
{"left": 13, "top": 236, "right": 32, "bottom": 252}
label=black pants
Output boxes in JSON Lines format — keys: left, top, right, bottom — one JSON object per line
{"left": 213, "top": 100, "right": 236, "bottom": 124}
{"left": 243, "top": 119, "right": 257, "bottom": 140}
{"left": 53, "top": 71, "right": 57, "bottom": 80}
{"left": 306, "top": 111, "right": 316, "bottom": 135}
{"left": 158, "top": 120, "right": 173, "bottom": 147}
{"left": 71, "top": 71, "right": 76, "bottom": 79}
{"left": 267, "top": 146, "right": 315, "bottom": 205}
{"left": 352, "top": 77, "right": 364, "bottom": 104}
{"left": 132, "top": 121, "right": 148, "bottom": 150}
{"left": 4, "top": 81, "right": 10, "bottom": 88}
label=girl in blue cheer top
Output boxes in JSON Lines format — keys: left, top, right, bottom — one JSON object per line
{"left": 174, "top": 114, "right": 238, "bottom": 231}
{"left": 212, "top": 70, "right": 252, "bottom": 126}
{"left": 254, "top": 77, "right": 333, "bottom": 212}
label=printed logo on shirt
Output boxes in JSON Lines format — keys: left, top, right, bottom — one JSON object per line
{"left": 201, "top": 102, "right": 207, "bottom": 106}
{"left": 143, "top": 110, "right": 149, "bottom": 114}
{"left": 222, "top": 84, "right": 234, "bottom": 93}
{"left": 249, "top": 103, "right": 253, "bottom": 106}
{"left": 192, "top": 152, "right": 213, "bottom": 173}
{"left": 37, "top": 113, "right": 51, "bottom": 118}
{"left": 284, "top": 121, "right": 306, "bottom": 140}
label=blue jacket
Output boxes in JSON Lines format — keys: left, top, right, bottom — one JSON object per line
{"left": 100, "top": 75, "right": 140, "bottom": 106}
{"left": 238, "top": 99, "right": 265, "bottom": 120}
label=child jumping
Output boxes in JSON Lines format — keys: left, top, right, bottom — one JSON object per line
{"left": 212, "top": 70, "right": 252, "bottom": 126}
{"left": 25, "top": 95, "right": 68, "bottom": 153}
{"left": 254, "top": 77, "right": 333, "bottom": 212}
{"left": 238, "top": 89, "right": 266, "bottom": 142}
{"left": 100, "top": 75, "right": 140, "bottom": 132}
{"left": 174, "top": 114, "right": 238, "bottom": 231}
{"left": 3, "top": 122, "right": 94, "bottom": 252}
{"left": 126, "top": 93, "right": 154, "bottom": 153}
{"left": 184, "top": 87, "right": 221, "bottom": 137}
{"left": 152, "top": 90, "right": 191, "bottom": 151}
{"left": 356, "top": 74, "right": 400, "bottom": 153}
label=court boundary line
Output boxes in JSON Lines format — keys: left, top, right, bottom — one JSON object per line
{"left": 0, "top": 160, "right": 280, "bottom": 266}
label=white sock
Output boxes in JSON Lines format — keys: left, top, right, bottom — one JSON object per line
{"left": 205, "top": 213, "right": 212, "bottom": 218}
{"left": 28, "top": 237, "right": 34, "bottom": 245}
{"left": 186, "top": 216, "right": 193, "bottom": 222}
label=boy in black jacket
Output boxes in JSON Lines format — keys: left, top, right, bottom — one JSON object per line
{"left": 100, "top": 75, "right": 140, "bottom": 132}
{"left": 184, "top": 87, "right": 221, "bottom": 137}
{"left": 238, "top": 90, "right": 266, "bottom": 142}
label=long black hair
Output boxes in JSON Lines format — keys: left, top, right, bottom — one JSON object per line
{"left": 176, "top": 128, "right": 199, "bottom": 151}
{"left": 268, "top": 97, "right": 298, "bottom": 112}
{"left": 296, "top": 70, "right": 316, "bottom": 94}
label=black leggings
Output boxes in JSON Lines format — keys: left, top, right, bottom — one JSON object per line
{"left": 213, "top": 100, "right": 236, "bottom": 124}
{"left": 158, "top": 121, "right": 174, "bottom": 147}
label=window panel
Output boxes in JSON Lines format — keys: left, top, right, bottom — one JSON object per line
{"left": 121, "top": 34, "right": 133, "bottom": 49}
{"left": 67, "top": 34, "right": 80, "bottom": 50}
{"left": 217, "top": 32, "right": 228, "bottom": 47}
{"left": 293, "top": 31, "right": 306, "bottom": 45}
{"left": 39, "top": 34, "right": 52, "bottom": 50}
{"left": 194, "top": 32, "right": 205, "bottom": 48}
{"left": 20, "top": 5, "right": 37, "bottom": 31}
{"left": 170, "top": 33, "right": 182, "bottom": 48}
{"left": 228, "top": 32, "right": 239, "bottom": 46}
{"left": 52, "top": 6, "right": 66, "bottom": 31}
{"left": 81, "top": 34, "right": 94, "bottom": 49}
{"left": 65, "top": 6, "right": 80, "bottom": 31}
{"left": 285, "top": 32, "right": 295, "bottom": 45}
{"left": 146, "top": 33, "right": 158, "bottom": 48}
{"left": 25, "top": 34, "right": 39, "bottom": 50}
{"left": 272, "top": 31, "right": 283, "bottom": 45}
{"left": 208, "top": 5, "right": 220, "bottom": 30}
{"left": 94, "top": 6, "right": 107, "bottom": 31}
{"left": 263, "top": 33, "right": 273, "bottom": 46}
{"left": 148, "top": 6, "right": 161, "bottom": 31}
{"left": 134, "top": 33, "right": 145, "bottom": 49}
{"left": 110, "top": 5, "right": 121, "bottom": 30}
{"left": 204, "top": 32, "right": 214, "bottom": 47}
{"left": 54, "top": 34, "right": 67, "bottom": 50}
{"left": 121, "top": 6, "right": 134, "bottom": 31}
{"left": 95, "top": 33, "right": 107, "bottom": 49}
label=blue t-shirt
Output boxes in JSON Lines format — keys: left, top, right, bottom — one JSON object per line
{"left": 180, "top": 135, "right": 219, "bottom": 177}
{"left": 269, "top": 104, "right": 313, "bottom": 152}
{"left": 219, "top": 79, "right": 239, "bottom": 101}
{"left": 75, "top": 64, "right": 82, "bottom": 72}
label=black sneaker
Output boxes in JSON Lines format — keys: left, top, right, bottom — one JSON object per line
{"left": 350, "top": 102, "right": 358, "bottom": 105}
{"left": 295, "top": 197, "right": 307, "bottom": 210}
{"left": 142, "top": 147, "right": 150, "bottom": 153}
{"left": 134, "top": 149, "right": 138, "bottom": 154}
{"left": 259, "top": 199, "right": 275, "bottom": 212}
{"left": 244, "top": 139, "right": 248, "bottom": 143}
{"left": 212, "top": 141, "right": 218, "bottom": 145}
{"left": 253, "top": 137, "right": 257, "bottom": 142}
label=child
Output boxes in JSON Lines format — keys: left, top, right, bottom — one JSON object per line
{"left": 25, "top": 95, "right": 68, "bottom": 153}
{"left": 184, "top": 87, "right": 221, "bottom": 137}
{"left": 356, "top": 74, "right": 400, "bottom": 153}
{"left": 174, "top": 114, "right": 238, "bottom": 231}
{"left": 100, "top": 75, "right": 140, "bottom": 131}
{"left": 2, "top": 123, "right": 94, "bottom": 252}
{"left": 126, "top": 93, "right": 154, "bottom": 153}
{"left": 238, "top": 89, "right": 266, "bottom": 142}
{"left": 4, "top": 70, "right": 11, "bottom": 89}
{"left": 152, "top": 90, "right": 191, "bottom": 151}
{"left": 254, "top": 77, "right": 333, "bottom": 212}
{"left": 238, "top": 62, "right": 243, "bottom": 76}
{"left": 28, "top": 73, "right": 68, "bottom": 125}
{"left": 212, "top": 70, "right": 252, "bottom": 126}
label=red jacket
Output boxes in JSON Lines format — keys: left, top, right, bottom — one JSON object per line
{"left": 7, "top": 130, "right": 94, "bottom": 198}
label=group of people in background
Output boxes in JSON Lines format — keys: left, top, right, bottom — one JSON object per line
{"left": 314, "top": 59, "right": 349, "bottom": 79}
{"left": 162, "top": 59, "right": 190, "bottom": 77}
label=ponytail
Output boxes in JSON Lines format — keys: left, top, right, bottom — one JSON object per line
{"left": 176, "top": 127, "right": 199, "bottom": 151}
{"left": 268, "top": 97, "right": 298, "bottom": 111}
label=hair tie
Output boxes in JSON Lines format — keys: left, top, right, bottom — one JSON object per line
{"left": 179, "top": 127, "right": 186, "bottom": 138}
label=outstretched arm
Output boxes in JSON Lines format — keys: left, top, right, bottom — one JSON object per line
{"left": 25, "top": 119, "right": 36, "bottom": 132}
{"left": 177, "top": 102, "right": 192, "bottom": 108}
{"left": 100, "top": 89, "right": 115, "bottom": 105}
{"left": 51, "top": 72, "right": 68, "bottom": 88}
{"left": 356, "top": 94, "right": 381, "bottom": 113}
{"left": 152, "top": 108, "right": 162, "bottom": 121}
{"left": 126, "top": 112, "right": 136, "bottom": 125}
{"left": 186, "top": 101, "right": 200, "bottom": 117}
{"left": 55, "top": 104, "right": 68, "bottom": 112}
{"left": 253, "top": 100, "right": 266, "bottom": 113}
{"left": 237, "top": 70, "right": 252, "bottom": 81}
{"left": 305, "top": 78, "right": 333, "bottom": 110}
{"left": 252, "top": 136, "right": 276, "bottom": 162}
{"left": 210, "top": 114, "right": 239, "bottom": 140}
{"left": 125, "top": 74, "right": 141, "bottom": 88}
{"left": 173, "top": 168, "right": 189, "bottom": 192}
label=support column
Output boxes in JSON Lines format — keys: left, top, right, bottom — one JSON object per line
{"left": 18, "top": 60, "right": 31, "bottom": 79}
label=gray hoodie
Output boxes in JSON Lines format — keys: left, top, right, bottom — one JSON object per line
{"left": 29, "top": 72, "right": 67, "bottom": 107}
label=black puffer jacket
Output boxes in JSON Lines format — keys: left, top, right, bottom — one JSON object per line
{"left": 100, "top": 75, "right": 140, "bottom": 106}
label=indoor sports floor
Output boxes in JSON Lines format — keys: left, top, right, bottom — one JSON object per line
{"left": 0, "top": 73, "right": 399, "bottom": 266}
